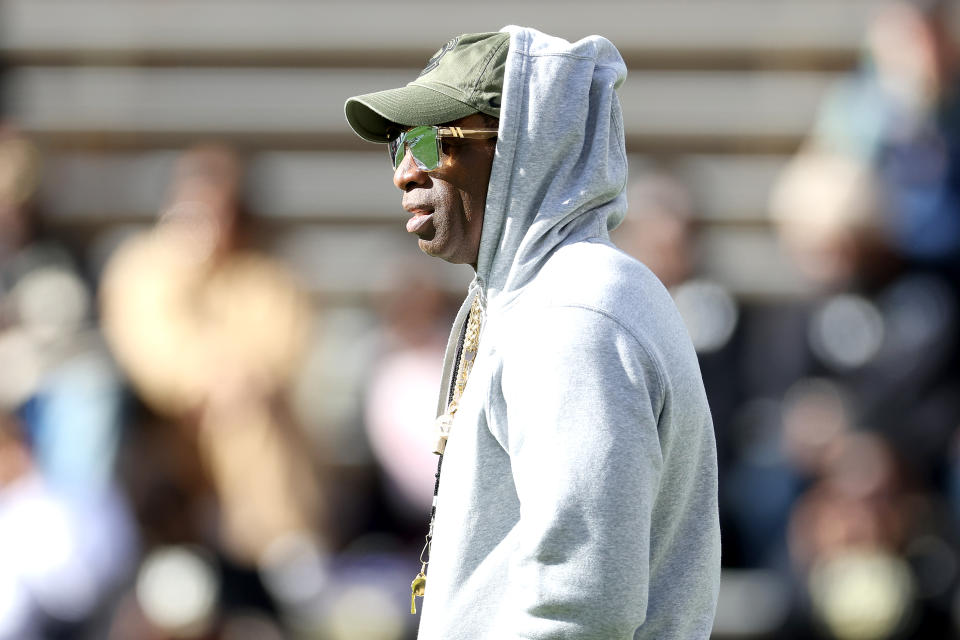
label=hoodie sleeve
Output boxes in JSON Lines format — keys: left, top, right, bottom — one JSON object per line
{"left": 494, "top": 304, "right": 665, "bottom": 639}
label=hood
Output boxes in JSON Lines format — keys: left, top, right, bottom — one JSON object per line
{"left": 474, "top": 26, "right": 629, "bottom": 306}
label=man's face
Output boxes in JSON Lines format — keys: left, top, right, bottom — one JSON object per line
{"left": 393, "top": 113, "right": 497, "bottom": 269}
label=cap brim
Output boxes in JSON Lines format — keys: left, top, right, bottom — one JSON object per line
{"left": 344, "top": 84, "right": 479, "bottom": 143}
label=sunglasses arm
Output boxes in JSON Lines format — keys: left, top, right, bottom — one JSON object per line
{"left": 437, "top": 127, "right": 499, "bottom": 139}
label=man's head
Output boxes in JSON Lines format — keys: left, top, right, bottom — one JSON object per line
{"left": 345, "top": 32, "right": 508, "bottom": 268}
{"left": 393, "top": 112, "right": 497, "bottom": 267}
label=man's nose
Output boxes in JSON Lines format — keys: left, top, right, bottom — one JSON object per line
{"left": 393, "top": 147, "right": 429, "bottom": 191}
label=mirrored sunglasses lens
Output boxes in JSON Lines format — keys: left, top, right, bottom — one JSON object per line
{"left": 388, "top": 126, "right": 440, "bottom": 171}
{"left": 407, "top": 127, "right": 439, "bottom": 171}
{"left": 389, "top": 135, "right": 404, "bottom": 169}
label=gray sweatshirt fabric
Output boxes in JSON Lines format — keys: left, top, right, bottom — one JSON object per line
{"left": 418, "top": 26, "right": 721, "bottom": 639}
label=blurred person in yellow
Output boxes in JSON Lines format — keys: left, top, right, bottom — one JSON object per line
{"left": 100, "top": 144, "right": 323, "bottom": 567}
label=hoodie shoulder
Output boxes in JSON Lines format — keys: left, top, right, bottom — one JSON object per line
{"left": 518, "top": 239, "right": 697, "bottom": 367}
{"left": 538, "top": 240, "right": 671, "bottom": 315}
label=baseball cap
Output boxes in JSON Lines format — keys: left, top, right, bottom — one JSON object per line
{"left": 345, "top": 32, "right": 509, "bottom": 143}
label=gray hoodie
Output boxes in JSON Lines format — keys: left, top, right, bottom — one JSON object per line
{"left": 418, "top": 26, "right": 721, "bottom": 639}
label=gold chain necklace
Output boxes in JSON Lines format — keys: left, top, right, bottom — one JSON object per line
{"left": 411, "top": 294, "right": 484, "bottom": 614}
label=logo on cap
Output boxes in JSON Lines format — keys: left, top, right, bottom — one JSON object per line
{"left": 419, "top": 37, "right": 460, "bottom": 77}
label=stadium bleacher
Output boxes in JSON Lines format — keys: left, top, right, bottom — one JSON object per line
{"left": 0, "top": 0, "right": 888, "bottom": 301}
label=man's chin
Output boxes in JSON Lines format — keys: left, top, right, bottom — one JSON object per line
{"left": 420, "top": 239, "right": 462, "bottom": 265}
{"left": 419, "top": 238, "right": 444, "bottom": 258}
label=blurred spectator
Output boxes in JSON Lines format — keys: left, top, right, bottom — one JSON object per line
{"left": 789, "top": 432, "right": 917, "bottom": 640}
{"left": 0, "top": 126, "right": 134, "bottom": 639}
{"left": 771, "top": 151, "right": 896, "bottom": 292}
{"left": 1, "top": 126, "right": 125, "bottom": 496}
{"left": 100, "top": 144, "right": 327, "bottom": 635}
{"left": 364, "top": 268, "right": 454, "bottom": 523}
{"left": 771, "top": 130, "right": 960, "bottom": 488}
{"left": 789, "top": 431, "right": 907, "bottom": 573}
{"left": 0, "top": 413, "right": 134, "bottom": 640}
{"left": 812, "top": 0, "right": 960, "bottom": 274}
{"left": 614, "top": 173, "right": 696, "bottom": 290}
{"left": 614, "top": 172, "right": 740, "bottom": 358}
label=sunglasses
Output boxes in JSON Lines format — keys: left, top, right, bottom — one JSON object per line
{"left": 388, "top": 125, "right": 498, "bottom": 172}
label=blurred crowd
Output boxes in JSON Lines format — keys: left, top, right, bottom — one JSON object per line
{"left": 3, "top": 1, "right": 960, "bottom": 639}
{"left": 614, "top": 2, "right": 960, "bottom": 638}
{"left": 0, "top": 132, "right": 459, "bottom": 638}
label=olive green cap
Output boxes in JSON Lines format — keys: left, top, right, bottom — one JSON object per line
{"left": 345, "top": 32, "right": 509, "bottom": 143}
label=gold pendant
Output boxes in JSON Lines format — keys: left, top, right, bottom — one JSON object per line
{"left": 410, "top": 571, "right": 427, "bottom": 614}
{"left": 433, "top": 413, "right": 454, "bottom": 455}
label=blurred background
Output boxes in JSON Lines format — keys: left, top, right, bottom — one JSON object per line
{"left": 2, "top": 0, "right": 960, "bottom": 638}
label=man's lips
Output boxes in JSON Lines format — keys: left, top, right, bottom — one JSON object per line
{"left": 405, "top": 208, "right": 434, "bottom": 234}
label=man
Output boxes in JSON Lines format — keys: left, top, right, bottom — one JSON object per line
{"left": 345, "top": 27, "right": 720, "bottom": 639}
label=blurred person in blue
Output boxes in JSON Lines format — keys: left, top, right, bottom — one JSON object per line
{"left": 0, "top": 412, "right": 133, "bottom": 639}
{"left": 0, "top": 127, "right": 134, "bottom": 639}
{"left": 345, "top": 28, "right": 720, "bottom": 639}
{"left": 773, "top": 139, "right": 960, "bottom": 496}
{"left": 812, "top": 0, "right": 960, "bottom": 278}
{"left": 772, "top": 1, "right": 960, "bottom": 530}
{"left": 0, "top": 126, "right": 125, "bottom": 497}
